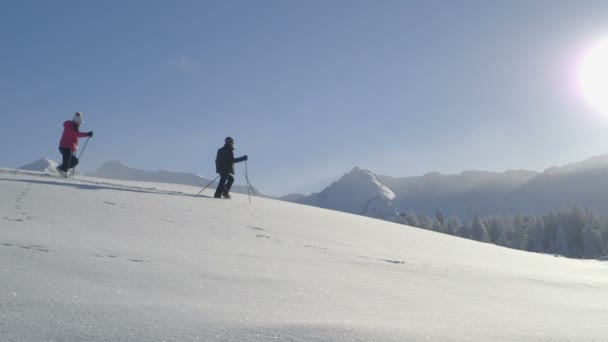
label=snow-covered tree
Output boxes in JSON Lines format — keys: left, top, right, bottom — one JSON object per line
{"left": 470, "top": 215, "right": 490, "bottom": 242}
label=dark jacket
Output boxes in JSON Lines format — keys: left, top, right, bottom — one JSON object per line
{"left": 216, "top": 144, "right": 246, "bottom": 174}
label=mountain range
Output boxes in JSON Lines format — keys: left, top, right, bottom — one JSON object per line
{"left": 19, "top": 153, "right": 608, "bottom": 221}
{"left": 19, "top": 160, "right": 257, "bottom": 196}
{"left": 282, "top": 153, "right": 608, "bottom": 221}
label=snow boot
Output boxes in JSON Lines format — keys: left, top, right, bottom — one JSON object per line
{"left": 55, "top": 166, "right": 68, "bottom": 178}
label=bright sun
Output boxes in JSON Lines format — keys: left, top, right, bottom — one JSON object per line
{"left": 579, "top": 39, "right": 608, "bottom": 114}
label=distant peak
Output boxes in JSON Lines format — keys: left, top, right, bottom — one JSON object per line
{"left": 348, "top": 166, "right": 368, "bottom": 173}
{"left": 102, "top": 160, "right": 127, "bottom": 167}
{"left": 543, "top": 153, "right": 608, "bottom": 175}
{"left": 18, "top": 158, "right": 59, "bottom": 172}
{"left": 346, "top": 167, "right": 377, "bottom": 178}
{"left": 327, "top": 167, "right": 396, "bottom": 201}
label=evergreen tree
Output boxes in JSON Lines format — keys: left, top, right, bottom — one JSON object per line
{"left": 495, "top": 217, "right": 516, "bottom": 248}
{"left": 568, "top": 206, "right": 586, "bottom": 257}
{"left": 445, "top": 217, "right": 461, "bottom": 236}
{"left": 543, "top": 210, "right": 560, "bottom": 254}
{"left": 485, "top": 217, "right": 503, "bottom": 244}
{"left": 435, "top": 209, "right": 445, "bottom": 227}
{"left": 395, "top": 206, "right": 608, "bottom": 259}
{"left": 526, "top": 216, "right": 545, "bottom": 253}
{"left": 416, "top": 213, "right": 431, "bottom": 230}
{"left": 404, "top": 211, "right": 420, "bottom": 228}
{"left": 470, "top": 215, "right": 490, "bottom": 242}
{"left": 555, "top": 208, "right": 574, "bottom": 257}
{"left": 431, "top": 217, "right": 445, "bottom": 233}
{"left": 582, "top": 225, "right": 605, "bottom": 258}
{"left": 512, "top": 215, "right": 530, "bottom": 250}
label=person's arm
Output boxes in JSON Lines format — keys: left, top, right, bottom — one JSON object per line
{"left": 75, "top": 125, "right": 93, "bottom": 138}
{"left": 234, "top": 155, "right": 248, "bottom": 163}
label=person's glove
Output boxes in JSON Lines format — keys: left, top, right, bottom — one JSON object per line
{"left": 87, "top": 131, "right": 94, "bottom": 137}
{"left": 243, "top": 155, "right": 248, "bottom": 161}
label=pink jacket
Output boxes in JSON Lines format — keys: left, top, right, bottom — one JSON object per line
{"left": 59, "top": 121, "right": 88, "bottom": 151}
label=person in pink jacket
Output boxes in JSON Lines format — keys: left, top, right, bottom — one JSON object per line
{"left": 56, "top": 112, "right": 93, "bottom": 175}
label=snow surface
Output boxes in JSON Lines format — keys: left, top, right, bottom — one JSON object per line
{"left": 1, "top": 167, "right": 608, "bottom": 341}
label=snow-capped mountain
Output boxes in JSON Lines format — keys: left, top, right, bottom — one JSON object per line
{"left": 283, "top": 153, "right": 608, "bottom": 220}
{"left": 86, "top": 161, "right": 258, "bottom": 195}
{"left": 2, "top": 167, "right": 608, "bottom": 341}
{"left": 286, "top": 167, "right": 399, "bottom": 219}
{"left": 18, "top": 158, "right": 60, "bottom": 174}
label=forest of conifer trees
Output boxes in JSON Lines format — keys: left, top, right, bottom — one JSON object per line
{"left": 395, "top": 206, "right": 608, "bottom": 259}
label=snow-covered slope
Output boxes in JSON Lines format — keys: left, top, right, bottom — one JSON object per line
{"left": 1, "top": 167, "right": 608, "bottom": 341}
{"left": 286, "top": 167, "right": 399, "bottom": 219}
{"left": 87, "top": 160, "right": 256, "bottom": 195}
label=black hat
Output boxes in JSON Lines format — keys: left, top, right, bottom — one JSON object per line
{"left": 225, "top": 137, "right": 234, "bottom": 143}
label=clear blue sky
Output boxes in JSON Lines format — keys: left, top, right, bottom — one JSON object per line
{"left": 2, "top": 0, "right": 608, "bottom": 196}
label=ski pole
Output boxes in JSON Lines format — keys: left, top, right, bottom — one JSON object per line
{"left": 72, "top": 137, "right": 90, "bottom": 177}
{"left": 197, "top": 175, "right": 220, "bottom": 196}
{"left": 248, "top": 161, "right": 257, "bottom": 196}
{"left": 245, "top": 176, "right": 251, "bottom": 204}
{"left": 244, "top": 160, "right": 251, "bottom": 203}
{"left": 244, "top": 160, "right": 256, "bottom": 197}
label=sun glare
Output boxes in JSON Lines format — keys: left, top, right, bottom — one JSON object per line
{"left": 579, "top": 38, "right": 608, "bottom": 114}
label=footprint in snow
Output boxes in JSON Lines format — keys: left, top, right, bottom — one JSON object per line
{"left": 2, "top": 243, "right": 49, "bottom": 253}
{"left": 3, "top": 217, "right": 24, "bottom": 223}
{"left": 304, "top": 245, "right": 328, "bottom": 251}
{"left": 128, "top": 259, "right": 147, "bottom": 263}
{"left": 92, "top": 254, "right": 148, "bottom": 263}
{"left": 379, "top": 259, "right": 406, "bottom": 265}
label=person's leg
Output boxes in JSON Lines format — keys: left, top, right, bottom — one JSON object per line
{"left": 58, "top": 148, "right": 71, "bottom": 172}
{"left": 214, "top": 174, "right": 228, "bottom": 198}
{"left": 68, "top": 155, "right": 79, "bottom": 169}
{"left": 223, "top": 175, "right": 235, "bottom": 198}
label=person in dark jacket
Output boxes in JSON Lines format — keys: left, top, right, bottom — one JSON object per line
{"left": 57, "top": 112, "right": 93, "bottom": 176}
{"left": 214, "top": 137, "right": 247, "bottom": 199}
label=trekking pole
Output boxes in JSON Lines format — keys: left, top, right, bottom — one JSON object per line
{"left": 72, "top": 137, "right": 90, "bottom": 177}
{"left": 197, "top": 175, "right": 220, "bottom": 196}
{"left": 244, "top": 160, "right": 257, "bottom": 198}
{"left": 244, "top": 169, "right": 251, "bottom": 205}
{"left": 248, "top": 161, "right": 257, "bottom": 196}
